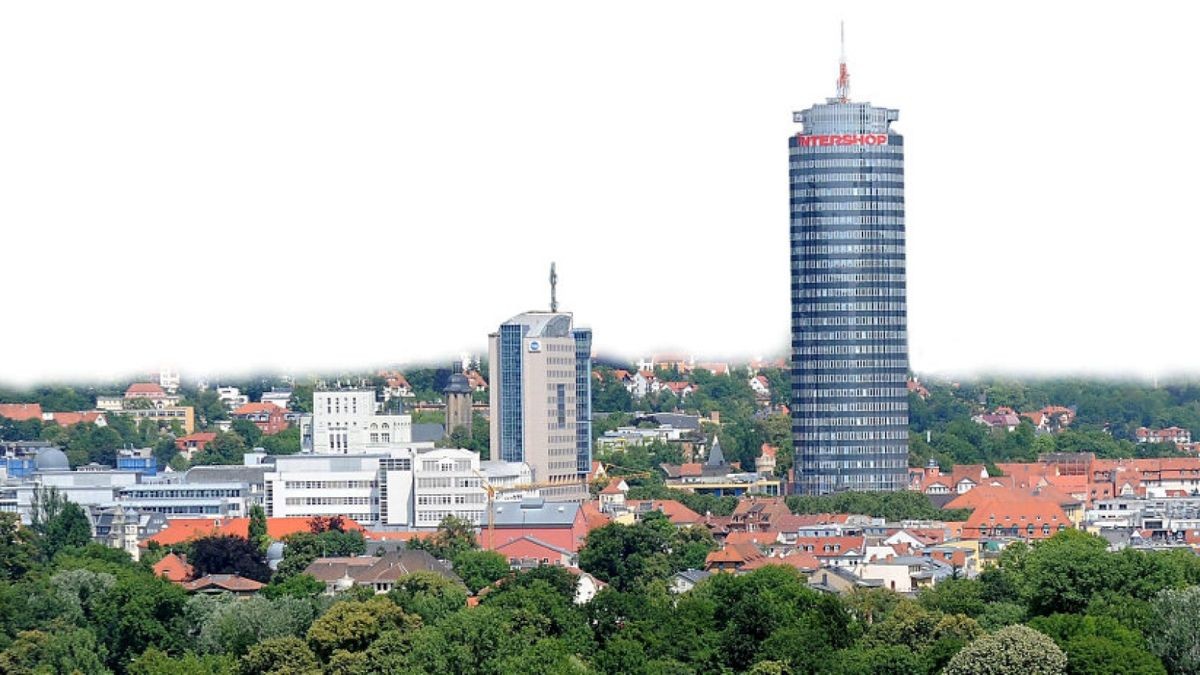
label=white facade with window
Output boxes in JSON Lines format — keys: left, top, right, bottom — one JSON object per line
{"left": 302, "top": 390, "right": 416, "bottom": 454}
{"left": 264, "top": 451, "right": 414, "bottom": 527}
{"left": 413, "top": 448, "right": 486, "bottom": 527}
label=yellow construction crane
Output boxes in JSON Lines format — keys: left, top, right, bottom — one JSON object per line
{"left": 594, "top": 463, "right": 656, "bottom": 484}
{"left": 471, "top": 470, "right": 572, "bottom": 550}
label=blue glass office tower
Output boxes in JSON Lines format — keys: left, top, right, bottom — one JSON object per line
{"left": 790, "top": 72, "right": 909, "bottom": 494}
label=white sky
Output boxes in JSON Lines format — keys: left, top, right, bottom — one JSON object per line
{"left": 2, "top": 2, "right": 1198, "bottom": 385}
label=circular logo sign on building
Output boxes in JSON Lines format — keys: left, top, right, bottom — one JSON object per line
{"left": 528, "top": 340, "right": 542, "bottom": 353}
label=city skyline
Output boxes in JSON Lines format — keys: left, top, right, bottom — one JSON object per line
{"left": 3, "top": 4, "right": 1199, "bottom": 383}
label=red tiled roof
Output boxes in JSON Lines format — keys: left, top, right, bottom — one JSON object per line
{"left": 363, "top": 530, "right": 434, "bottom": 542}
{"left": 963, "top": 497, "right": 1071, "bottom": 540}
{"left": 125, "top": 383, "right": 166, "bottom": 397}
{"left": 791, "top": 536, "right": 866, "bottom": 557}
{"left": 624, "top": 500, "right": 703, "bottom": 526}
{"left": 705, "top": 541, "right": 764, "bottom": 566}
{"left": 143, "top": 516, "right": 364, "bottom": 547}
{"left": 46, "top": 411, "right": 104, "bottom": 426}
{"left": 182, "top": 574, "right": 264, "bottom": 593}
{"left": 599, "top": 480, "right": 626, "bottom": 495}
{"left": 233, "top": 402, "right": 279, "bottom": 416}
{"left": 741, "top": 551, "right": 821, "bottom": 572}
{"left": 723, "top": 531, "right": 779, "bottom": 547}
{"left": 0, "top": 403, "right": 43, "bottom": 421}
{"left": 152, "top": 553, "right": 194, "bottom": 582}
{"left": 580, "top": 502, "right": 612, "bottom": 531}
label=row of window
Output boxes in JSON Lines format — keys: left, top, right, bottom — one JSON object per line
{"left": 794, "top": 216, "right": 905, "bottom": 227}
{"left": 795, "top": 287, "right": 906, "bottom": 299}
{"left": 284, "top": 480, "right": 375, "bottom": 490}
{"left": 794, "top": 360, "right": 908, "bottom": 372}
{"left": 796, "top": 445, "right": 908, "bottom": 456}
{"left": 790, "top": 144, "right": 904, "bottom": 156}
{"left": 794, "top": 402, "right": 908, "bottom": 413}
{"left": 795, "top": 416, "right": 909, "bottom": 427}
{"left": 793, "top": 372, "right": 907, "bottom": 384}
{"left": 801, "top": 459, "right": 908, "bottom": 470}
{"left": 793, "top": 187, "right": 905, "bottom": 198}
{"left": 797, "top": 387, "right": 908, "bottom": 398}
{"left": 793, "top": 203, "right": 904, "bottom": 213}
{"left": 795, "top": 317, "right": 906, "bottom": 328}
{"left": 798, "top": 258, "right": 905, "bottom": 270}
{"left": 795, "top": 430, "right": 909, "bottom": 441}
{"left": 795, "top": 301, "right": 907, "bottom": 312}
{"left": 417, "top": 494, "right": 486, "bottom": 506}
{"left": 416, "top": 477, "right": 481, "bottom": 489}
{"left": 795, "top": 245, "right": 906, "bottom": 255}
{"left": 795, "top": 345, "right": 908, "bottom": 356}
{"left": 122, "top": 489, "right": 242, "bottom": 498}
{"left": 285, "top": 497, "right": 377, "bottom": 506}
{"left": 794, "top": 230, "right": 905, "bottom": 242}
{"left": 793, "top": 330, "right": 907, "bottom": 341}
{"left": 420, "top": 460, "right": 472, "bottom": 472}
{"left": 791, "top": 173, "right": 903, "bottom": 184}
{"left": 791, "top": 158, "right": 904, "bottom": 169}
{"left": 796, "top": 273, "right": 906, "bottom": 284}
{"left": 417, "top": 510, "right": 483, "bottom": 523}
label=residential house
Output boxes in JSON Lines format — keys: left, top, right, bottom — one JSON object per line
{"left": 749, "top": 375, "right": 771, "bottom": 400}
{"left": 175, "top": 432, "right": 217, "bottom": 461}
{"left": 152, "top": 553, "right": 195, "bottom": 583}
{"left": 182, "top": 574, "right": 265, "bottom": 596}
{"left": 494, "top": 535, "right": 577, "bottom": 569}
{"left": 232, "top": 402, "right": 289, "bottom": 435}
{"left": 670, "top": 569, "right": 711, "bottom": 593}
{"left": 303, "top": 550, "right": 461, "bottom": 595}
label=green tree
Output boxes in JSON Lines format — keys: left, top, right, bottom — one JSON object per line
{"left": 190, "top": 595, "right": 318, "bottom": 657}
{"left": 451, "top": 549, "right": 510, "bottom": 593}
{"left": 386, "top": 571, "right": 468, "bottom": 623}
{"left": 305, "top": 597, "right": 420, "bottom": 660}
{"left": 0, "top": 515, "right": 37, "bottom": 581}
{"left": 944, "top": 625, "right": 1068, "bottom": 675}
{"left": 0, "top": 627, "right": 111, "bottom": 675}
{"left": 193, "top": 432, "right": 247, "bottom": 465}
{"left": 189, "top": 535, "right": 270, "bottom": 583}
{"left": 42, "top": 501, "right": 93, "bottom": 560}
{"left": 258, "top": 426, "right": 301, "bottom": 455}
{"left": 231, "top": 419, "right": 263, "bottom": 448}
{"left": 288, "top": 385, "right": 314, "bottom": 414}
{"left": 239, "top": 636, "right": 320, "bottom": 675}
{"left": 261, "top": 574, "right": 325, "bottom": 600}
{"left": 128, "top": 647, "right": 236, "bottom": 675}
{"left": 407, "top": 515, "right": 477, "bottom": 561}
{"left": 247, "top": 505, "right": 268, "bottom": 552}
{"left": 1019, "top": 530, "right": 1114, "bottom": 615}
{"left": 1147, "top": 586, "right": 1200, "bottom": 674}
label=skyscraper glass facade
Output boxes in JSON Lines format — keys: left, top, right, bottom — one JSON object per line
{"left": 573, "top": 328, "right": 593, "bottom": 474}
{"left": 790, "top": 99, "right": 909, "bottom": 494}
{"left": 498, "top": 323, "right": 526, "bottom": 463}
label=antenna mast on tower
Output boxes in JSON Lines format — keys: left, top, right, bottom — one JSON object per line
{"left": 836, "top": 21, "right": 851, "bottom": 103}
{"left": 549, "top": 262, "right": 558, "bottom": 313}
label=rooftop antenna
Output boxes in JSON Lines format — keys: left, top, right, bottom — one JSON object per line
{"left": 549, "top": 262, "right": 558, "bottom": 313}
{"left": 836, "top": 21, "right": 851, "bottom": 103}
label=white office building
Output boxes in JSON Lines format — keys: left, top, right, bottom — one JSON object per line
{"left": 264, "top": 451, "right": 415, "bottom": 527}
{"left": 300, "top": 390, "right": 421, "bottom": 454}
{"left": 413, "top": 448, "right": 487, "bottom": 527}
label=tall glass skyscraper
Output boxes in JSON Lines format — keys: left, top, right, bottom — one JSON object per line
{"left": 790, "top": 47, "right": 909, "bottom": 494}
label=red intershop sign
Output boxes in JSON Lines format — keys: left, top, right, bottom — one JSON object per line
{"left": 796, "top": 133, "right": 889, "bottom": 147}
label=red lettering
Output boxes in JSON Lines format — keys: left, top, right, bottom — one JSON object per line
{"left": 796, "top": 133, "right": 889, "bottom": 148}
